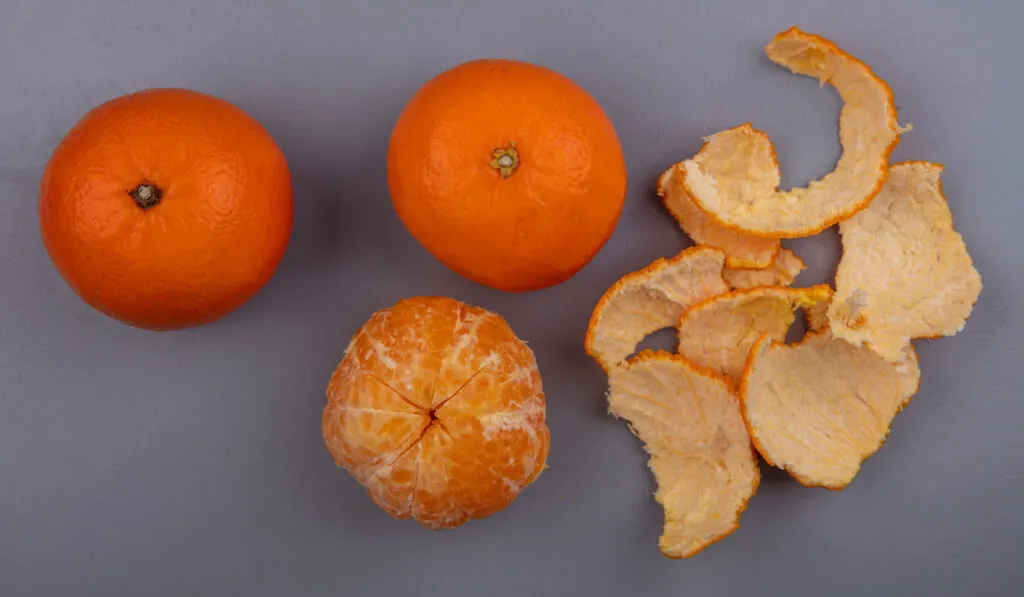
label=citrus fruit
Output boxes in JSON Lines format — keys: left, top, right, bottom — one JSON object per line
{"left": 322, "top": 296, "right": 549, "bottom": 529}
{"left": 584, "top": 246, "right": 727, "bottom": 372}
{"left": 830, "top": 161, "right": 983, "bottom": 361}
{"left": 740, "top": 331, "right": 921, "bottom": 488}
{"left": 722, "top": 248, "right": 805, "bottom": 289}
{"left": 387, "top": 59, "right": 627, "bottom": 292}
{"left": 682, "top": 28, "right": 903, "bottom": 237}
{"left": 608, "top": 351, "right": 759, "bottom": 557}
{"left": 677, "top": 285, "right": 832, "bottom": 381}
{"left": 659, "top": 151, "right": 779, "bottom": 268}
{"left": 39, "top": 88, "right": 292, "bottom": 330}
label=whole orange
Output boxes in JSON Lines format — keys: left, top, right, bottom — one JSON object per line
{"left": 387, "top": 59, "right": 627, "bottom": 292}
{"left": 39, "top": 88, "right": 293, "bottom": 330}
{"left": 322, "top": 296, "right": 550, "bottom": 529}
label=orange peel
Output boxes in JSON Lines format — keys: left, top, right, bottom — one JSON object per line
{"left": 681, "top": 28, "right": 903, "bottom": 238}
{"left": 830, "top": 161, "right": 983, "bottom": 361}
{"left": 722, "top": 248, "right": 805, "bottom": 289}
{"left": 677, "top": 285, "right": 833, "bottom": 381}
{"left": 740, "top": 331, "right": 921, "bottom": 489}
{"left": 585, "top": 246, "right": 728, "bottom": 372}
{"left": 608, "top": 351, "right": 759, "bottom": 557}
{"left": 658, "top": 162, "right": 780, "bottom": 268}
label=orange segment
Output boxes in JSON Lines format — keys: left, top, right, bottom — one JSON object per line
{"left": 830, "top": 161, "right": 983, "bottom": 361}
{"left": 415, "top": 411, "right": 549, "bottom": 528}
{"left": 433, "top": 305, "right": 542, "bottom": 415}
{"left": 608, "top": 351, "right": 759, "bottom": 557}
{"left": 322, "top": 401, "right": 427, "bottom": 481}
{"left": 658, "top": 163, "right": 780, "bottom": 268}
{"left": 585, "top": 246, "right": 728, "bottom": 371}
{"left": 364, "top": 438, "right": 422, "bottom": 519}
{"left": 342, "top": 297, "right": 462, "bottom": 409}
{"left": 323, "top": 297, "right": 549, "bottom": 529}
{"left": 326, "top": 354, "right": 424, "bottom": 414}
{"left": 682, "top": 28, "right": 903, "bottom": 237}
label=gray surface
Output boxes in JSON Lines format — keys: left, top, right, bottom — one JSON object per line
{"left": 1, "top": 0, "right": 1021, "bottom": 595}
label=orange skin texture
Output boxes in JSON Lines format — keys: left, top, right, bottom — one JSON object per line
{"left": 39, "top": 88, "right": 293, "bottom": 330}
{"left": 387, "top": 59, "right": 627, "bottom": 292}
{"left": 323, "top": 297, "right": 550, "bottom": 529}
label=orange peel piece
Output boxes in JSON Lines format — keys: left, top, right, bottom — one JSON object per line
{"left": 677, "top": 285, "right": 833, "bottom": 381}
{"left": 830, "top": 161, "right": 983, "bottom": 361}
{"left": 682, "top": 28, "right": 902, "bottom": 237}
{"left": 658, "top": 163, "right": 780, "bottom": 268}
{"left": 608, "top": 351, "right": 759, "bottom": 557}
{"left": 722, "top": 248, "right": 805, "bottom": 289}
{"left": 740, "top": 331, "right": 921, "bottom": 488}
{"left": 585, "top": 246, "right": 728, "bottom": 372}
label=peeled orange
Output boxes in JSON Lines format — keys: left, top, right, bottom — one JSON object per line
{"left": 322, "top": 296, "right": 549, "bottom": 529}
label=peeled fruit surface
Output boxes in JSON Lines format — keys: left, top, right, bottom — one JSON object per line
{"left": 585, "top": 247, "right": 728, "bottom": 372}
{"left": 830, "top": 161, "right": 983, "bottom": 361}
{"left": 658, "top": 163, "right": 779, "bottom": 268}
{"left": 608, "top": 351, "right": 759, "bottom": 557}
{"left": 677, "top": 285, "right": 832, "bottom": 381}
{"left": 323, "top": 297, "right": 549, "bottom": 529}
{"left": 723, "top": 248, "right": 805, "bottom": 289}
{"left": 682, "top": 28, "right": 902, "bottom": 237}
{"left": 740, "top": 331, "right": 921, "bottom": 488}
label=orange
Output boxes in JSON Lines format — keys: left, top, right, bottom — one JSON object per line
{"left": 322, "top": 296, "right": 550, "bottom": 529}
{"left": 387, "top": 59, "right": 627, "bottom": 292}
{"left": 39, "top": 88, "right": 293, "bottom": 330}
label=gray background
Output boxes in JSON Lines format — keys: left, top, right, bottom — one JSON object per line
{"left": 1, "top": 0, "right": 1021, "bottom": 595}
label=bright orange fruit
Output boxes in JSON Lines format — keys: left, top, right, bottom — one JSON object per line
{"left": 387, "top": 59, "right": 627, "bottom": 292}
{"left": 39, "top": 88, "right": 293, "bottom": 330}
{"left": 322, "top": 296, "right": 550, "bottom": 529}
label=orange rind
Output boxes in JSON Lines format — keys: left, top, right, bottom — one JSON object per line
{"left": 829, "top": 161, "right": 983, "bottom": 361}
{"left": 739, "top": 331, "right": 921, "bottom": 489}
{"left": 585, "top": 246, "right": 728, "bottom": 372}
{"left": 677, "top": 285, "right": 832, "bottom": 381}
{"left": 682, "top": 28, "right": 903, "bottom": 238}
{"left": 608, "top": 351, "right": 759, "bottom": 557}
{"left": 722, "top": 248, "right": 806, "bottom": 289}
{"left": 658, "top": 162, "right": 780, "bottom": 268}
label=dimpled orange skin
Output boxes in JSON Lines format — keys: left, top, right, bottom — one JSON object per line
{"left": 387, "top": 59, "right": 627, "bottom": 292}
{"left": 39, "top": 88, "right": 293, "bottom": 330}
{"left": 322, "top": 296, "right": 550, "bottom": 529}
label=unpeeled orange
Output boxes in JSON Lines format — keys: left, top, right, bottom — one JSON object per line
{"left": 39, "top": 88, "right": 293, "bottom": 330}
{"left": 322, "top": 296, "right": 549, "bottom": 529}
{"left": 387, "top": 59, "right": 627, "bottom": 292}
